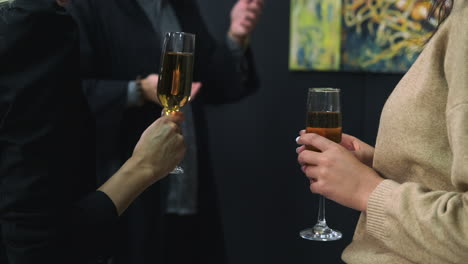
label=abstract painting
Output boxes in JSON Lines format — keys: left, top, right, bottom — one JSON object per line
{"left": 289, "top": 0, "right": 437, "bottom": 73}
{"left": 289, "top": 0, "right": 342, "bottom": 71}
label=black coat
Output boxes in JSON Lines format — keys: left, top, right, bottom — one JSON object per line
{"left": 0, "top": 1, "right": 118, "bottom": 263}
{"left": 69, "top": 0, "right": 258, "bottom": 181}
{"left": 67, "top": 0, "right": 258, "bottom": 263}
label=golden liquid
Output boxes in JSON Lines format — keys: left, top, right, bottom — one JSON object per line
{"left": 157, "top": 52, "right": 194, "bottom": 113}
{"left": 306, "top": 112, "right": 342, "bottom": 151}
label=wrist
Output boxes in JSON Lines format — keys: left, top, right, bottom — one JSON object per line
{"left": 134, "top": 76, "right": 145, "bottom": 106}
{"left": 360, "top": 171, "right": 384, "bottom": 212}
{"left": 125, "top": 156, "right": 160, "bottom": 185}
{"left": 127, "top": 153, "right": 171, "bottom": 186}
{"left": 228, "top": 30, "right": 248, "bottom": 48}
{"left": 97, "top": 157, "right": 155, "bottom": 216}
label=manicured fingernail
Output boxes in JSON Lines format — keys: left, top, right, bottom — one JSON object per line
{"left": 301, "top": 165, "right": 307, "bottom": 172}
{"left": 296, "top": 136, "right": 300, "bottom": 143}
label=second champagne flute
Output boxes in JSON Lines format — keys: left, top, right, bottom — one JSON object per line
{"left": 300, "top": 87, "right": 343, "bottom": 241}
{"left": 157, "top": 32, "right": 196, "bottom": 174}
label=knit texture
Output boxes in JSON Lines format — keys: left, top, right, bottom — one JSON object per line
{"left": 342, "top": 1, "right": 468, "bottom": 263}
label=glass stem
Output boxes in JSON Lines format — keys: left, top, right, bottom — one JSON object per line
{"left": 316, "top": 195, "right": 327, "bottom": 226}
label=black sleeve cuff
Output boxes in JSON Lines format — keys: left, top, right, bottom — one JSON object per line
{"left": 75, "top": 190, "right": 118, "bottom": 224}
{"left": 71, "top": 191, "right": 119, "bottom": 260}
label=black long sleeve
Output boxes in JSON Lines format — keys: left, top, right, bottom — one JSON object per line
{"left": 0, "top": 1, "right": 118, "bottom": 263}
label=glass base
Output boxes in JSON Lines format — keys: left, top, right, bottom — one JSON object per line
{"left": 170, "top": 166, "right": 184, "bottom": 175}
{"left": 300, "top": 225, "right": 342, "bottom": 241}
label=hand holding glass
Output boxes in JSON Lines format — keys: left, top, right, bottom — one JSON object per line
{"left": 300, "top": 87, "right": 343, "bottom": 241}
{"left": 157, "top": 32, "right": 195, "bottom": 174}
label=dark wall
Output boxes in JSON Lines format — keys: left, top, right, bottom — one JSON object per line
{"left": 196, "top": 1, "right": 402, "bottom": 264}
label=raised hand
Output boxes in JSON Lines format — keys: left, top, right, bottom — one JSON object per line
{"left": 228, "top": 0, "right": 264, "bottom": 46}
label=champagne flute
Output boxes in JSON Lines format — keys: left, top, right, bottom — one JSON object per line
{"left": 300, "top": 87, "right": 342, "bottom": 241}
{"left": 157, "top": 32, "right": 195, "bottom": 174}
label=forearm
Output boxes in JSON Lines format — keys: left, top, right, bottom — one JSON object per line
{"left": 98, "top": 157, "right": 154, "bottom": 216}
{"left": 98, "top": 113, "right": 184, "bottom": 215}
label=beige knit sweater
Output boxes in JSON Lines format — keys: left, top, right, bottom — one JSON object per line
{"left": 342, "top": 1, "right": 468, "bottom": 263}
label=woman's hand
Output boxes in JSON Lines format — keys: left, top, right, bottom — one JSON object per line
{"left": 132, "top": 112, "right": 186, "bottom": 183}
{"left": 340, "top": 133, "right": 375, "bottom": 167}
{"left": 296, "top": 132, "right": 383, "bottom": 212}
{"left": 98, "top": 113, "right": 186, "bottom": 215}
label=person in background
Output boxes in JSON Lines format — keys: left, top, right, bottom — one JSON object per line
{"left": 66, "top": 0, "right": 263, "bottom": 263}
{"left": 0, "top": 0, "right": 185, "bottom": 263}
{"left": 296, "top": 0, "right": 468, "bottom": 263}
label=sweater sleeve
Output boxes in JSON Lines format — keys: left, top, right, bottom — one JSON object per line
{"left": 365, "top": 6, "right": 468, "bottom": 263}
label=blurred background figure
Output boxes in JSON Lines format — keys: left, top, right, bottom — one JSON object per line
{"left": 67, "top": 0, "right": 263, "bottom": 263}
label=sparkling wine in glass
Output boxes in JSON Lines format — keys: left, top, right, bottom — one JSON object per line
{"left": 157, "top": 32, "right": 195, "bottom": 174}
{"left": 300, "top": 87, "right": 343, "bottom": 241}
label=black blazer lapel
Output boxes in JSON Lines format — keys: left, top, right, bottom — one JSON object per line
{"left": 134, "top": 0, "right": 160, "bottom": 35}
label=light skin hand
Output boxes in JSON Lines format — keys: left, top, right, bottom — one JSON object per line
{"left": 340, "top": 133, "right": 375, "bottom": 167}
{"left": 98, "top": 113, "right": 186, "bottom": 215}
{"left": 140, "top": 74, "right": 202, "bottom": 105}
{"left": 140, "top": 74, "right": 160, "bottom": 104}
{"left": 298, "top": 131, "right": 375, "bottom": 167}
{"left": 296, "top": 132, "right": 383, "bottom": 212}
{"left": 131, "top": 112, "right": 186, "bottom": 180}
{"left": 228, "top": 0, "right": 264, "bottom": 47}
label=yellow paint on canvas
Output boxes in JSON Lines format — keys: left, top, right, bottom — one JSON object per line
{"left": 289, "top": 0, "right": 342, "bottom": 71}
